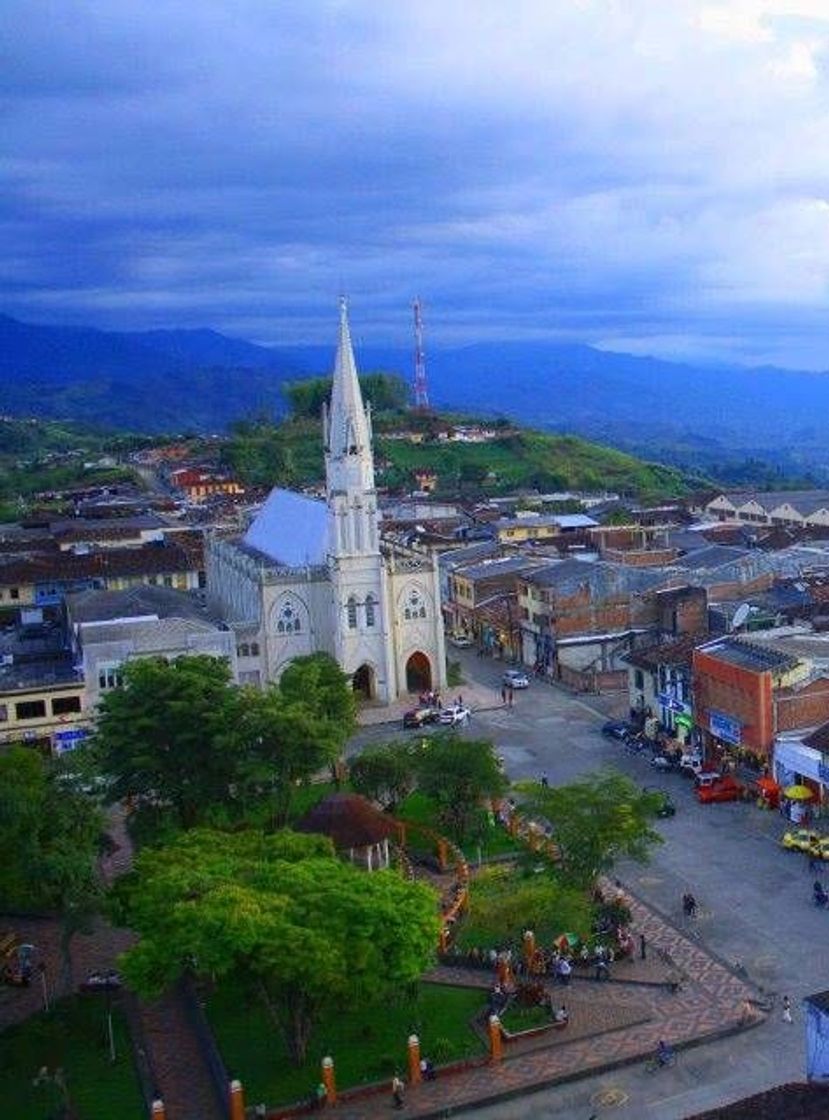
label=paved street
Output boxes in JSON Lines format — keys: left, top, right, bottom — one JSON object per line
{"left": 351, "top": 652, "right": 825, "bottom": 1119}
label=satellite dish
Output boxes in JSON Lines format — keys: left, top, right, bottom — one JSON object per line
{"left": 732, "top": 603, "right": 751, "bottom": 630}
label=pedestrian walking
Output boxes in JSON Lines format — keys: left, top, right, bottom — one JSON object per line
{"left": 540, "top": 772, "right": 549, "bottom": 788}
{"left": 500, "top": 685, "right": 507, "bottom": 705}
{"left": 640, "top": 933, "right": 647, "bottom": 961}
{"left": 507, "top": 684, "right": 514, "bottom": 707}
{"left": 782, "top": 996, "right": 793, "bottom": 1024}
{"left": 391, "top": 1073, "right": 405, "bottom": 1108}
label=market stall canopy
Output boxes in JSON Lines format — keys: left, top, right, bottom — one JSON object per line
{"left": 784, "top": 784, "right": 815, "bottom": 801}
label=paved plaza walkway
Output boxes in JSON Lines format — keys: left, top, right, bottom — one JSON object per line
{"left": 301, "top": 885, "right": 764, "bottom": 1120}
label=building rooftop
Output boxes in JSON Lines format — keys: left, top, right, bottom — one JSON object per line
{"left": 522, "top": 558, "right": 668, "bottom": 597}
{"left": 713, "top": 489, "right": 829, "bottom": 516}
{"left": 81, "top": 616, "right": 223, "bottom": 651}
{"left": 455, "top": 555, "right": 540, "bottom": 582}
{"left": 0, "top": 655, "right": 80, "bottom": 693}
{"left": 66, "top": 585, "right": 215, "bottom": 627}
{"left": 242, "top": 487, "right": 328, "bottom": 567}
{"left": 623, "top": 634, "right": 700, "bottom": 671}
{"left": 697, "top": 637, "right": 800, "bottom": 674}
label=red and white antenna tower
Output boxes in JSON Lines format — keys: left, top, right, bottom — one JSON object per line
{"left": 412, "top": 297, "right": 430, "bottom": 411}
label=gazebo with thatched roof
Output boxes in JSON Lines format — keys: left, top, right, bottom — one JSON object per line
{"left": 295, "top": 793, "right": 398, "bottom": 871}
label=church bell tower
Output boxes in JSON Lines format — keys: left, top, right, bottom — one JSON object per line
{"left": 324, "top": 299, "right": 392, "bottom": 701}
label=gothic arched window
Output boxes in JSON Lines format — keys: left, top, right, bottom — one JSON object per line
{"left": 276, "top": 600, "right": 301, "bottom": 636}
{"left": 404, "top": 587, "right": 427, "bottom": 622}
{"left": 347, "top": 596, "right": 358, "bottom": 629}
{"left": 365, "top": 593, "right": 376, "bottom": 628}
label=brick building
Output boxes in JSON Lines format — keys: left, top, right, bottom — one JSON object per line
{"left": 693, "top": 638, "right": 813, "bottom": 763}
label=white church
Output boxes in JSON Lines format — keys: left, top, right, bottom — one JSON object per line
{"left": 206, "top": 300, "right": 447, "bottom": 704}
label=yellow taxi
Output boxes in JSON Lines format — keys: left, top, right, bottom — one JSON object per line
{"left": 781, "top": 828, "right": 822, "bottom": 853}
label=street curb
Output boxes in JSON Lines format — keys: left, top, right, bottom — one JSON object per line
{"left": 401, "top": 1014, "right": 766, "bottom": 1120}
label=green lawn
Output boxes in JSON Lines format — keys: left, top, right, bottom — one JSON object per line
{"left": 0, "top": 996, "right": 144, "bottom": 1120}
{"left": 452, "top": 864, "right": 594, "bottom": 951}
{"left": 500, "top": 1002, "right": 552, "bottom": 1034}
{"left": 206, "top": 980, "right": 485, "bottom": 1109}
{"left": 396, "top": 791, "right": 523, "bottom": 861}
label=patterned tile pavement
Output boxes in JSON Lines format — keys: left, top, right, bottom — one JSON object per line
{"left": 307, "top": 880, "right": 764, "bottom": 1120}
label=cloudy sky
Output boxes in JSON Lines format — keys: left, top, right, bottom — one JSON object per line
{"left": 5, "top": 1, "right": 829, "bottom": 367}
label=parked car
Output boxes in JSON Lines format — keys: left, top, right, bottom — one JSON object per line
{"left": 650, "top": 753, "right": 677, "bottom": 772}
{"left": 680, "top": 754, "right": 719, "bottom": 779}
{"left": 781, "top": 828, "right": 823, "bottom": 853}
{"left": 402, "top": 706, "right": 440, "bottom": 729}
{"left": 696, "top": 775, "right": 743, "bottom": 803}
{"left": 503, "top": 669, "right": 529, "bottom": 689}
{"left": 448, "top": 633, "right": 474, "bottom": 649}
{"left": 438, "top": 705, "right": 471, "bottom": 726}
{"left": 601, "top": 720, "right": 635, "bottom": 741}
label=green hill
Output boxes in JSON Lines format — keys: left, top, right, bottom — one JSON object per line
{"left": 222, "top": 411, "right": 705, "bottom": 502}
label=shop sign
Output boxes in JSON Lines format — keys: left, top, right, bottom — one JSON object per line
{"left": 659, "top": 692, "right": 691, "bottom": 715}
{"left": 710, "top": 710, "right": 741, "bottom": 745}
{"left": 54, "top": 728, "right": 89, "bottom": 753}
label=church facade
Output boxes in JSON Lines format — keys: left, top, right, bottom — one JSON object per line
{"left": 206, "top": 301, "right": 446, "bottom": 704}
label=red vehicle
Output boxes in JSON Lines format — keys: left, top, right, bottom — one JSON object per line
{"left": 696, "top": 774, "right": 743, "bottom": 804}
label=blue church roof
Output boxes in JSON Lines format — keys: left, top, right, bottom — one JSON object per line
{"left": 243, "top": 488, "right": 328, "bottom": 567}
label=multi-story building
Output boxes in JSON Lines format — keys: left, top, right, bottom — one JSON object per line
{"left": 66, "top": 585, "right": 238, "bottom": 707}
{"left": 692, "top": 636, "right": 828, "bottom": 765}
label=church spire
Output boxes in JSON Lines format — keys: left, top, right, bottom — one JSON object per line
{"left": 327, "top": 296, "right": 371, "bottom": 458}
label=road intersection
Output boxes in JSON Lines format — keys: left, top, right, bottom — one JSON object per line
{"left": 351, "top": 652, "right": 825, "bottom": 1119}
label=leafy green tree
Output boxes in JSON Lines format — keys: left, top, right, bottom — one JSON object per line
{"left": 414, "top": 735, "right": 506, "bottom": 842}
{"left": 526, "top": 770, "right": 663, "bottom": 889}
{"left": 0, "top": 748, "right": 103, "bottom": 992}
{"left": 234, "top": 687, "right": 341, "bottom": 828}
{"left": 277, "top": 653, "right": 357, "bottom": 746}
{"left": 349, "top": 743, "right": 417, "bottom": 812}
{"left": 115, "top": 829, "right": 439, "bottom": 1063}
{"left": 93, "top": 655, "right": 241, "bottom": 829}
{"left": 283, "top": 373, "right": 407, "bottom": 419}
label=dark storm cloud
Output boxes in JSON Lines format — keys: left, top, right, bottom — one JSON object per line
{"left": 4, "top": 2, "right": 829, "bottom": 365}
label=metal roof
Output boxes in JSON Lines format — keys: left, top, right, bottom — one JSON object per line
{"left": 243, "top": 488, "right": 328, "bottom": 567}
{"left": 697, "top": 637, "right": 799, "bottom": 674}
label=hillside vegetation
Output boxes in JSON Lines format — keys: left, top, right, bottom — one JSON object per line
{"left": 0, "top": 418, "right": 146, "bottom": 521}
{"left": 222, "top": 398, "right": 703, "bottom": 502}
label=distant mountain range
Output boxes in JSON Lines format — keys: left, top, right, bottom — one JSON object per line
{"left": 2, "top": 312, "right": 828, "bottom": 479}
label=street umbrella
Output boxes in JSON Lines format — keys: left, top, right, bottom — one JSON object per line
{"left": 784, "top": 784, "right": 815, "bottom": 801}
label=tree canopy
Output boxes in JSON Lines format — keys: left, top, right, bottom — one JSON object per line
{"left": 93, "top": 653, "right": 357, "bottom": 833}
{"left": 414, "top": 734, "right": 506, "bottom": 842}
{"left": 349, "top": 743, "right": 416, "bottom": 812}
{"left": 283, "top": 373, "right": 408, "bottom": 419}
{"left": 115, "top": 828, "right": 439, "bottom": 1063}
{"left": 93, "top": 655, "right": 240, "bottom": 829}
{"left": 525, "top": 770, "right": 663, "bottom": 889}
{"left": 0, "top": 747, "right": 104, "bottom": 990}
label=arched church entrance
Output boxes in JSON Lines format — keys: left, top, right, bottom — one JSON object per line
{"left": 352, "top": 663, "right": 375, "bottom": 700}
{"left": 405, "top": 651, "right": 432, "bottom": 694}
